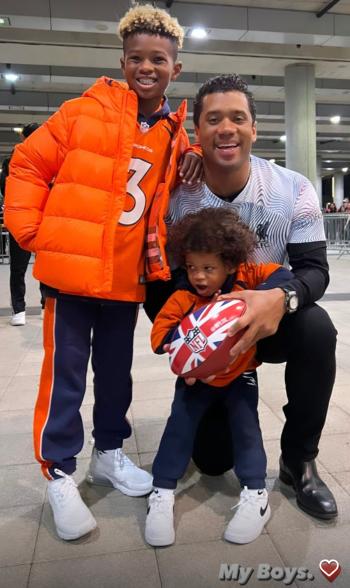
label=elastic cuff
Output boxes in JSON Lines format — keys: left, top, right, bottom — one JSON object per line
{"left": 93, "top": 437, "right": 123, "bottom": 451}
{"left": 239, "top": 478, "right": 266, "bottom": 490}
{"left": 48, "top": 464, "right": 76, "bottom": 479}
{"left": 153, "top": 477, "right": 177, "bottom": 490}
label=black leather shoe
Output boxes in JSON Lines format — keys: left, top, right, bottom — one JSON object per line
{"left": 279, "top": 457, "right": 338, "bottom": 520}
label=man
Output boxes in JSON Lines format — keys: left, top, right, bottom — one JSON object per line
{"left": 156, "top": 74, "right": 338, "bottom": 520}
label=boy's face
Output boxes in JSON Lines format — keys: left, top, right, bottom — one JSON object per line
{"left": 195, "top": 91, "right": 257, "bottom": 172}
{"left": 121, "top": 33, "right": 182, "bottom": 112}
{"left": 185, "top": 251, "right": 234, "bottom": 298}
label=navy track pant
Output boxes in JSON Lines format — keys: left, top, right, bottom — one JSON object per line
{"left": 34, "top": 296, "right": 138, "bottom": 479}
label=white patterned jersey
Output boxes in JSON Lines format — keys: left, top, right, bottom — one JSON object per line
{"left": 168, "top": 155, "right": 325, "bottom": 265}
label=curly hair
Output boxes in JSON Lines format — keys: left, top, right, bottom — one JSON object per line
{"left": 167, "top": 207, "right": 257, "bottom": 269}
{"left": 193, "top": 74, "right": 256, "bottom": 127}
{"left": 118, "top": 3, "right": 184, "bottom": 54}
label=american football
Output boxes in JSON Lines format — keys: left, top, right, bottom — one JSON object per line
{"left": 168, "top": 299, "right": 246, "bottom": 379}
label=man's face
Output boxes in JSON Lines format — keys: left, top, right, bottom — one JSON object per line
{"left": 195, "top": 91, "right": 257, "bottom": 171}
{"left": 121, "top": 34, "right": 181, "bottom": 104}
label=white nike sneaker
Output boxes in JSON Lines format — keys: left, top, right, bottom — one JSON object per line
{"left": 10, "top": 311, "right": 26, "bottom": 326}
{"left": 47, "top": 469, "right": 97, "bottom": 540}
{"left": 145, "top": 489, "right": 175, "bottom": 547}
{"left": 86, "top": 447, "right": 153, "bottom": 497}
{"left": 224, "top": 487, "right": 271, "bottom": 544}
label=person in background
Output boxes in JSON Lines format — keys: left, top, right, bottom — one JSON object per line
{"left": 0, "top": 122, "right": 45, "bottom": 326}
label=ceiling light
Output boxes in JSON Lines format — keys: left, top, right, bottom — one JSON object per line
{"left": 269, "top": 158, "right": 276, "bottom": 163}
{"left": 4, "top": 72, "right": 19, "bottom": 82}
{"left": 325, "top": 167, "right": 334, "bottom": 171}
{"left": 324, "top": 160, "right": 332, "bottom": 163}
{"left": 280, "top": 135, "right": 287, "bottom": 142}
{"left": 342, "top": 167, "right": 349, "bottom": 173}
{"left": 330, "top": 115, "right": 341, "bottom": 124}
{"left": 189, "top": 27, "right": 208, "bottom": 39}
{"left": 0, "top": 17, "right": 10, "bottom": 26}
{"left": 13, "top": 127, "right": 23, "bottom": 133}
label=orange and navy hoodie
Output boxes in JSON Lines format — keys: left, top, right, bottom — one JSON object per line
{"left": 151, "top": 262, "right": 293, "bottom": 387}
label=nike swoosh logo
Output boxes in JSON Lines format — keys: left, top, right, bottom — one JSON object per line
{"left": 260, "top": 502, "right": 269, "bottom": 517}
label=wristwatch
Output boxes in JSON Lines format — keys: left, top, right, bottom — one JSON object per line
{"left": 280, "top": 287, "right": 299, "bottom": 314}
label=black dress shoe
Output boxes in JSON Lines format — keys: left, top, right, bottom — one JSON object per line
{"left": 279, "top": 457, "right": 338, "bottom": 520}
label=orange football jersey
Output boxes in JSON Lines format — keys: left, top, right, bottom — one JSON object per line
{"left": 102, "top": 119, "right": 173, "bottom": 301}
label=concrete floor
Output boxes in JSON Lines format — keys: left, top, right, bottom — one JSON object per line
{"left": 0, "top": 254, "right": 349, "bottom": 588}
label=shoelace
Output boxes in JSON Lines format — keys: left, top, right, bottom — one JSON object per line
{"left": 114, "top": 449, "right": 137, "bottom": 470}
{"left": 149, "top": 491, "right": 173, "bottom": 513}
{"left": 52, "top": 468, "right": 78, "bottom": 503}
{"left": 231, "top": 487, "right": 265, "bottom": 513}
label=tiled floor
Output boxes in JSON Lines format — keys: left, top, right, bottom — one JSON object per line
{"left": 0, "top": 255, "right": 349, "bottom": 588}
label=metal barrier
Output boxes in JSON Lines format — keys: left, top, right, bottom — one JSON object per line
{"left": 323, "top": 213, "right": 350, "bottom": 258}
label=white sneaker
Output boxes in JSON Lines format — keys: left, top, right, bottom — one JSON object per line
{"left": 224, "top": 487, "right": 271, "bottom": 544}
{"left": 86, "top": 447, "right": 153, "bottom": 497}
{"left": 145, "top": 489, "right": 175, "bottom": 547}
{"left": 10, "top": 311, "right": 26, "bottom": 326}
{"left": 47, "top": 469, "right": 97, "bottom": 540}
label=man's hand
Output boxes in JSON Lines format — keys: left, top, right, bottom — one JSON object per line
{"left": 178, "top": 152, "right": 202, "bottom": 185}
{"left": 217, "top": 289, "right": 286, "bottom": 362}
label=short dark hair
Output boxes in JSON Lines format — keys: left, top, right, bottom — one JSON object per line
{"left": 193, "top": 74, "right": 256, "bottom": 127}
{"left": 22, "top": 122, "right": 40, "bottom": 138}
{"left": 167, "top": 207, "right": 256, "bottom": 269}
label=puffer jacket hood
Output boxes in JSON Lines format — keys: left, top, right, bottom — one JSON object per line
{"left": 82, "top": 77, "right": 130, "bottom": 110}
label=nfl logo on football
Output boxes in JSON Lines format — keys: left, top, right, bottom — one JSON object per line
{"left": 184, "top": 326, "right": 208, "bottom": 353}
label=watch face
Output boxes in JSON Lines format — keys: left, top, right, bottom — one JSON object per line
{"left": 289, "top": 294, "right": 298, "bottom": 311}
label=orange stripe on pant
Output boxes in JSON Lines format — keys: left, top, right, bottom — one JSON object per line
{"left": 33, "top": 297, "right": 56, "bottom": 480}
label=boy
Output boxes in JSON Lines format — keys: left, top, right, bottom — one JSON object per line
{"left": 145, "top": 208, "right": 293, "bottom": 547}
{"left": 4, "top": 4, "right": 201, "bottom": 541}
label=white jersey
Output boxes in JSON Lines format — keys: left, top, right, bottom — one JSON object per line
{"left": 168, "top": 155, "right": 325, "bottom": 265}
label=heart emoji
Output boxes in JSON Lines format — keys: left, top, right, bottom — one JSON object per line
{"left": 319, "top": 559, "right": 341, "bottom": 582}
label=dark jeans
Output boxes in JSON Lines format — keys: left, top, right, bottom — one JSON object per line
{"left": 256, "top": 303, "right": 337, "bottom": 462}
{"left": 9, "top": 233, "right": 31, "bottom": 313}
{"left": 153, "top": 372, "right": 266, "bottom": 490}
{"left": 9, "top": 233, "right": 46, "bottom": 313}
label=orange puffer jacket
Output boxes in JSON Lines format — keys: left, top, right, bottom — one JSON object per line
{"left": 4, "top": 77, "right": 190, "bottom": 297}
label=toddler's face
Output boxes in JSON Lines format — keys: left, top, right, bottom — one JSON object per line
{"left": 185, "top": 251, "right": 234, "bottom": 298}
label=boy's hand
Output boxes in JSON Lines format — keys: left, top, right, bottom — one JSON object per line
{"left": 163, "top": 345, "right": 215, "bottom": 385}
{"left": 216, "top": 289, "right": 285, "bottom": 363}
{"left": 184, "top": 374, "right": 216, "bottom": 386}
{"left": 178, "top": 152, "right": 202, "bottom": 185}
{"left": 212, "top": 289, "right": 221, "bottom": 301}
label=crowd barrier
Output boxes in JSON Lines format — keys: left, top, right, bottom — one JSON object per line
{"left": 1, "top": 213, "right": 349, "bottom": 263}
{"left": 323, "top": 213, "right": 350, "bottom": 258}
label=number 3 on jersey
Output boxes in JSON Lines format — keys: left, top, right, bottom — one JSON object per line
{"left": 119, "top": 158, "right": 152, "bottom": 226}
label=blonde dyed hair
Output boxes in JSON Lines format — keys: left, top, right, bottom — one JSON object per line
{"left": 118, "top": 3, "right": 184, "bottom": 49}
